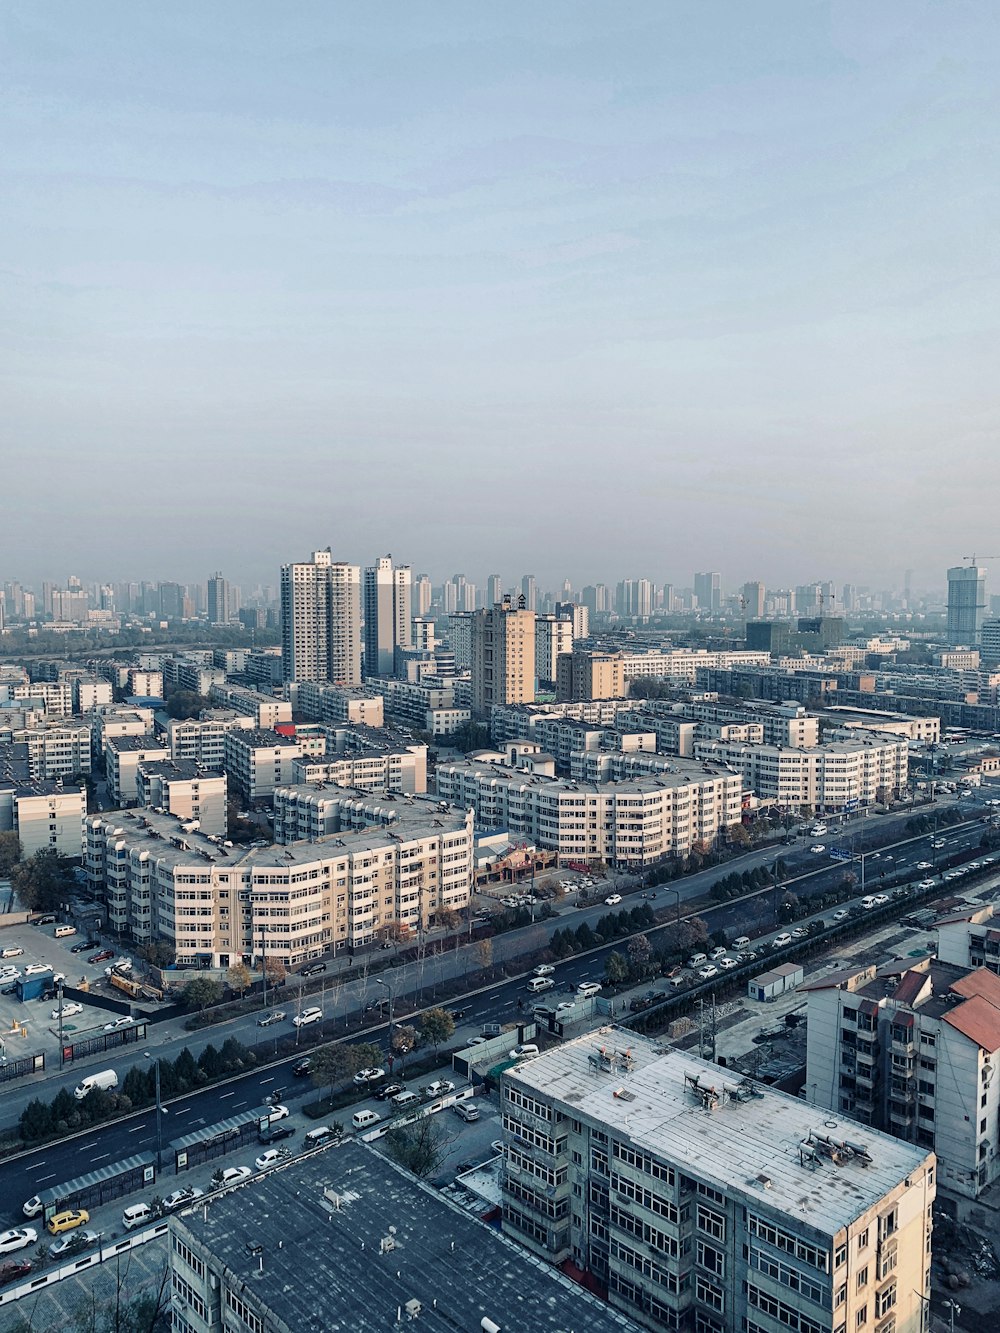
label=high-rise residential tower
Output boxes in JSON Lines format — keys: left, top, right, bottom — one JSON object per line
{"left": 486, "top": 573, "right": 502, "bottom": 606}
{"left": 947, "top": 565, "right": 987, "bottom": 644}
{"left": 520, "top": 574, "right": 537, "bottom": 612}
{"left": 363, "top": 554, "right": 412, "bottom": 677}
{"left": 207, "top": 572, "right": 230, "bottom": 624}
{"left": 471, "top": 598, "right": 535, "bottom": 716}
{"left": 280, "top": 549, "right": 362, "bottom": 685}
{"left": 694, "top": 570, "right": 722, "bottom": 613}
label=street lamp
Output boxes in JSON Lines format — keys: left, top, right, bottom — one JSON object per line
{"left": 144, "top": 1050, "right": 164, "bottom": 1173}
{"left": 375, "top": 977, "right": 394, "bottom": 1055}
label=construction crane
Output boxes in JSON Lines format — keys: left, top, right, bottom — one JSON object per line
{"left": 963, "top": 555, "right": 1000, "bottom": 566}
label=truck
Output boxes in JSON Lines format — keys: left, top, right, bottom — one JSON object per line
{"left": 73, "top": 1069, "right": 118, "bottom": 1100}
{"left": 109, "top": 972, "right": 163, "bottom": 1002}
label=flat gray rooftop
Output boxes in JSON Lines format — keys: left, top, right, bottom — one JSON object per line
{"left": 173, "top": 1139, "right": 639, "bottom": 1333}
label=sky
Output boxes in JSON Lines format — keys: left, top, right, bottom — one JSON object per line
{"left": 3, "top": 1, "right": 999, "bottom": 596}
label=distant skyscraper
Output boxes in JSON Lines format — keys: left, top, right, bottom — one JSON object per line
{"left": 661, "top": 583, "right": 675, "bottom": 613}
{"left": 520, "top": 574, "right": 537, "bottom": 612}
{"left": 471, "top": 600, "right": 536, "bottom": 715}
{"left": 207, "top": 572, "right": 231, "bottom": 624}
{"left": 693, "top": 571, "right": 722, "bottom": 613}
{"left": 947, "top": 565, "right": 987, "bottom": 644}
{"left": 742, "top": 581, "right": 765, "bottom": 620}
{"left": 487, "top": 574, "right": 502, "bottom": 606}
{"left": 414, "top": 574, "right": 432, "bottom": 616}
{"left": 363, "top": 555, "right": 412, "bottom": 677}
{"left": 281, "top": 549, "right": 362, "bottom": 684}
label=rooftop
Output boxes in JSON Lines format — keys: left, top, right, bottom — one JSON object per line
{"left": 172, "top": 1139, "right": 639, "bottom": 1333}
{"left": 506, "top": 1030, "right": 930, "bottom": 1234}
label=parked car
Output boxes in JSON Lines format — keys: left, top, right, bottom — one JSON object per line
{"left": 0, "top": 1229, "right": 37, "bottom": 1255}
{"left": 292, "top": 1007, "right": 323, "bottom": 1027}
{"left": 576, "top": 981, "right": 602, "bottom": 998}
{"left": 50, "top": 1001, "right": 83, "bottom": 1019}
{"left": 873, "top": 893, "right": 890, "bottom": 906}
{"left": 374, "top": 1082, "right": 405, "bottom": 1101}
{"left": 258, "top": 1122, "right": 296, "bottom": 1144}
{"left": 217, "top": 1166, "right": 252, "bottom": 1186}
{"left": 604, "top": 894, "right": 622, "bottom": 905}
{"left": 423, "top": 1080, "right": 454, "bottom": 1098}
{"left": 162, "top": 1187, "right": 205, "bottom": 1211}
{"left": 629, "top": 991, "right": 661, "bottom": 1012}
{"left": 47, "top": 1209, "right": 89, "bottom": 1236}
{"left": 24, "top": 964, "right": 50, "bottom": 976}
{"left": 791, "top": 927, "right": 808, "bottom": 940}
{"left": 810, "top": 844, "right": 826, "bottom": 854}
{"left": 88, "top": 950, "right": 114, "bottom": 964}
{"left": 353, "top": 1067, "right": 386, "bottom": 1086}
{"left": 532, "top": 964, "right": 555, "bottom": 976}
{"left": 49, "top": 1229, "right": 101, "bottom": 1257}
{"left": 103, "top": 1016, "right": 134, "bottom": 1031}
{"left": 0, "top": 1260, "right": 32, "bottom": 1285}
{"left": 772, "top": 933, "right": 793, "bottom": 947}
{"left": 697, "top": 965, "right": 719, "bottom": 980}
{"left": 0, "top": 947, "right": 23, "bottom": 959}
{"left": 255, "top": 1148, "right": 291, "bottom": 1171}
{"left": 709, "top": 946, "right": 727, "bottom": 960}
{"left": 266, "top": 1104, "right": 290, "bottom": 1122}
{"left": 718, "top": 957, "right": 738, "bottom": 970}
{"left": 21, "top": 1197, "right": 42, "bottom": 1219}
{"left": 509, "top": 1044, "right": 539, "bottom": 1059}
{"left": 833, "top": 909, "right": 849, "bottom": 921}
{"left": 256, "top": 1011, "right": 286, "bottom": 1027}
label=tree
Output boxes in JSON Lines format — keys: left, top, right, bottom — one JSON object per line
{"left": 11, "top": 849, "right": 74, "bottom": 913}
{"left": 164, "top": 689, "right": 210, "bottom": 719}
{"left": 474, "top": 938, "right": 493, "bottom": 976}
{"left": 264, "top": 956, "right": 287, "bottom": 987}
{"left": 419, "top": 1007, "right": 455, "bottom": 1054}
{"left": 627, "top": 933, "right": 652, "bottom": 975}
{"left": 604, "top": 950, "right": 629, "bottom": 987}
{"left": 182, "top": 976, "right": 223, "bottom": 1010}
{"left": 20, "top": 1097, "right": 54, "bottom": 1142}
{"left": 433, "top": 907, "right": 460, "bottom": 931}
{"left": 226, "top": 962, "right": 252, "bottom": 996}
{"left": 676, "top": 916, "right": 709, "bottom": 953}
{"left": 0, "top": 830, "right": 21, "bottom": 876}
{"left": 779, "top": 891, "right": 800, "bottom": 922}
{"left": 310, "top": 1044, "right": 358, "bottom": 1099}
{"left": 384, "top": 1116, "right": 446, "bottom": 1179}
{"left": 137, "top": 940, "right": 174, "bottom": 968}
{"left": 727, "top": 823, "right": 751, "bottom": 848}
{"left": 391, "top": 1024, "right": 417, "bottom": 1063}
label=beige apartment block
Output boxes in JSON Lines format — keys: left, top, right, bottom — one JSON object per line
{"left": 471, "top": 601, "right": 536, "bottom": 715}
{"left": 0, "top": 781, "right": 86, "bottom": 858}
{"left": 501, "top": 1033, "right": 934, "bottom": 1333}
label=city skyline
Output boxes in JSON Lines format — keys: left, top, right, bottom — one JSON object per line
{"left": 4, "top": 3, "right": 999, "bottom": 589}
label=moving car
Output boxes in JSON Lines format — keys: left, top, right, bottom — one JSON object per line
{"left": 162, "top": 1187, "right": 205, "bottom": 1211}
{"left": 47, "top": 1209, "right": 90, "bottom": 1236}
{"left": 256, "top": 1011, "right": 286, "bottom": 1027}
{"left": 50, "top": 1001, "right": 83, "bottom": 1019}
{"left": 292, "top": 1007, "right": 323, "bottom": 1027}
{"left": 532, "top": 964, "right": 555, "bottom": 976}
{"left": 423, "top": 1080, "right": 454, "bottom": 1098}
{"left": 374, "top": 1082, "right": 405, "bottom": 1101}
{"left": 810, "top": 845, "right": 826, "bottom": 854}
{"left": 292, "top": 1058, "right": 312, "bottom": 1077}
{"left": 916, "top": 861, "right": 933, "bottom": 870}
{"left": 604, "top": 894, "right": 622, "bottom": 905}
{"left": 0, "top": 1229, "right": 37, "bottom": 1254}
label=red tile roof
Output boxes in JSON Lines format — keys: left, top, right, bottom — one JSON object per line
{"left": 943, "top": 994, "right": 1000, "bottom": 1052}
{"left": 950, "top": 970, "right": 1000, "bottom": 1006}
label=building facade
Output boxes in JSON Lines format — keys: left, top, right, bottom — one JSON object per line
{"left": 363, "top": 554, "right": 412, "bottom": 677}
{"left": 280, "top": 549, "right": 362, "bottom": 685}
{"left": 947, "top": 565, "right": 987, "bottom": 645}
{"left": 471, "top": 600, "right": 536, "bottom": 716}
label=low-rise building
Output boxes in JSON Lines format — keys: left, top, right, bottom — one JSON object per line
{"left": 0, "top": 780, "right": 86, "bottom": 858}
{"left": 802, "top": 952, "right": 1000, "bottom": 1201}
{"left": 164, "top": 710, "right": 256, "bottom": 768}
{"left": 501, "top": 1031, "right": 933, "bottom": 1333}
{"left": 104, "top": 734, "right": 170, "bottom": 806}
{"left": 370, "top": 674, "right": 471, "bottom": 735}
{"left": 290, "top": 680, "right": 386, "bottom": 728}
{"left": 0, "top": 719, "right": 92, "bottom": 780}
{"left": 222, "top": 728, "right": 299, "bottom": 804}
{"left": 207, "top": 682, "right": 292, "bottom": 729}
{"left": 291, "top": 725, "right": 428, "bottom": 794}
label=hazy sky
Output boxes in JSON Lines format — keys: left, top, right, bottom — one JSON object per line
{"left": 3, "top": 2, "right": 998, "bottom": 595}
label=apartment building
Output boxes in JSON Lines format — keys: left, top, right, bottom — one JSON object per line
{"left": 471, "top": 601, "right": 536, "bottom": 715}
{"left": 556, "top": 649, "right": 625, "bottom": 701}
{"left": 104, "top": 734, "right": 170, "bottom": 806}
{"left": 207, "top": 682, "right": 292, "bottom": 729}
{"left": 92, "top": 706, "right": 154, "bottom": 758}
{"left": 164, "top": 710, "right": 256, "bottom": 768}
{"left": 0, "top": 780, "right": 86, "bottom": 858}
{"left": 136, "top": 759, "right": 227, "bottom": 837}
{"left": 162, "top": 657, "right": 226, "bottom": 696}
{"left": 535, "top": 614, "right": 574, "bottom": 686}
{"left": 167, "top": 1140, "right": 638, "bottom": 1333}
{"left": 222, "top": 728, "right": 300, "bottom": 804}
{"left": 501, "top": 1033, "right": 933, "bottom": 1333}
{"left": 291, "top": 727, "right": 428, "bottom": 794}
{"left": 280, "top": 549, "right": 362, "bottom": 685}
{"left": 803, "top": 953, "right": 1000, "bottom": 1201}
{"left": 693, "top": 733, "right": 908, "bottom": 814}
{"left": 84, "top": 801, "right": 473, "bottom": 962}
{"left": 435, "top": 755, "right": 743, "bottom": 866}
{"left": 290, "top": 679, "right": 385, "bottom": 728}
{"left": 71, "top": 674, "right": 113, "bottom": 712}
{"left": 490, "top": 698, "right": 647, "bottom": 747}
{"left": 0, "top": 720, "right": 91, "bottom": 780}
{"left": 363, "top": 554, "right": 412, "bottom": 676}
{"left": 3, "top": 679, "right": 74, "bottom": 716}
{"left": 371, "top": 674, "right": 471, "bottom": 736}
{"left": 936, "top": 903, "right": 1000, "bottom": 974}
{"left": 820, "top": 707, "right": 941, "bottom": 744}
{"left": 127, "top": 668, "right": 164, "bottom": 698}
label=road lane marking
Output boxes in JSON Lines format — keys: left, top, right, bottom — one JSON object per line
{"left": 219, "top": 1091, "right": 234, "bottom": 1099}
{"left": 92, "top": 1154, "right": 110, "bottom": 1162}
{"left": 35, "top": 1174, "right": 55, "bottom": 1183}
{"left": 129, "top": 1124, "right": 145, "bottom": 1132}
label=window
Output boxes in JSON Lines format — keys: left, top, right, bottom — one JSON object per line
{"left": 857, "top": 1266, "right": 869, "bottom": 1291}
{"left": 856, "top": 1306, "right": 868, "bottom": 1328}
{"left": 697, "top": 1240, "right": 724, "bottom": 1275}
{"left": 858, "top": 1228, "right": 869, "bottom": 1250}
{"left": 695, "top": 1274, "right": 724, "bottom": 1312}
{"left": 696, "top": 1204, "right": 725, "bottom": 1240}
{"left": 876, "top": 1284, "right": 897, "bottom": 1318}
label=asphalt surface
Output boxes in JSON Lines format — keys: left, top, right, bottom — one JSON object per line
{"left": 0, "top": 790, "right": 996, "bottom": 1226}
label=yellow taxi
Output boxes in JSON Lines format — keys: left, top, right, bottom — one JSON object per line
{"left": 46, "top": 1209, "right": 90, "bottom": 1236}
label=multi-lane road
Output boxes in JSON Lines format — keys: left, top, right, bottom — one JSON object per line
{"left": 1, "top": 792, "right": 997, "bottom": 1222}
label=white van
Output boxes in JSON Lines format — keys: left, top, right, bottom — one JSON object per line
{"left": 54, "top": 925, "right": 77, "bottom": 938}
{"left": 733, "top": 936, "right": 751, "bottom": 950}
{"left": 352, "top": 1109, "right": 382, "bottom": 1130}
{"left": 74, "top": 1069, "right": 118, "bottom": 1101}
{"left": 391, "top": 1090, "right": 420, "bottom": 1112}
{"left": 526, "top": 976, "right": 555, "bottom": 994}
{"left": 122, "top": 1203, "right": 152, "bottom": 1231}
{"left": 686, "top": 953, "right": 707, "bottom": 968}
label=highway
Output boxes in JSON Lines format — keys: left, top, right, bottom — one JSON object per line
{"left": 0, "top": 794, "right": 996, "bottom": 1222}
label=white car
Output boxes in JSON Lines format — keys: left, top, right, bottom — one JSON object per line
{"left": 555, "top": 1000, "right": 576, "bottom": 1012}
{"left": 810, "top": 844, "right": 826, "bottom": 854}
{"left": 255, "top": 1149, "right": 290, "bottom": 1171}
{"left": 21, "top": 1197, "right": 42, "bottom": 1219}
{"left": 352, "top": 1068, "right": 386, "bottom": 1086}
{"left": 533, "top": 964, "right": 555, "bottom": 976}
{"left": 256, "top": 1011, "right": 286, "bottom": 1027}
{"left": 916, "top": 861, "right": 933, "bottom": 870}
{"left": 709, "top": 946, "right": 727, "bottom": 959}
{"left": 51, "top": 1001, "right": 83, "bottom": 1019}
{"left": 292, "top": 1007, "right": 323, "bottom": 1027}
{"left": 697, "top": 965, "right": 719, "bottom": 980}
{"left": 162, "top": 1187, "right": 204, "bottom": 1211}
{"left": 0, "top": 968, "right": 21, "bottom": 982}
{"left": 718, "top": 958, "right": 738, "bottom": 970}
{"left": 791, "top": 927, "right": 808, "bottom": 939}
{"left": 772, "top": 933, "right": 792, "bottom": 947}
{"left": 103, "top": 1015, "right": 134, "bottom": 1031}
{"left": 0, "top": 1228, "right": 37, "bottom": 1254}
{"left": 833, "top": 910, "right": 849, "bottom": 921}
{"left": 423, "top": 1080, "right": 454, "bottom": 1098}
{"left": 918, "top": 879, "right": 936, "bottom": 889}
{"left": 0, "top": 947, "right": 24, "bottom": 958}
{"left": 604, "top": 894, "right": 622, "bottom": 906}
{"left": 24, "top": 964, "right": 50, "bottom": 976}
{"left": 266, "top": 1104, "right": 290, "bottom": 1121}
{"left": 217, "top": 1166, "right": 252, "bottom": 1186}
{"left": 873, "top": 894, "right": 890, "bottom": 905}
